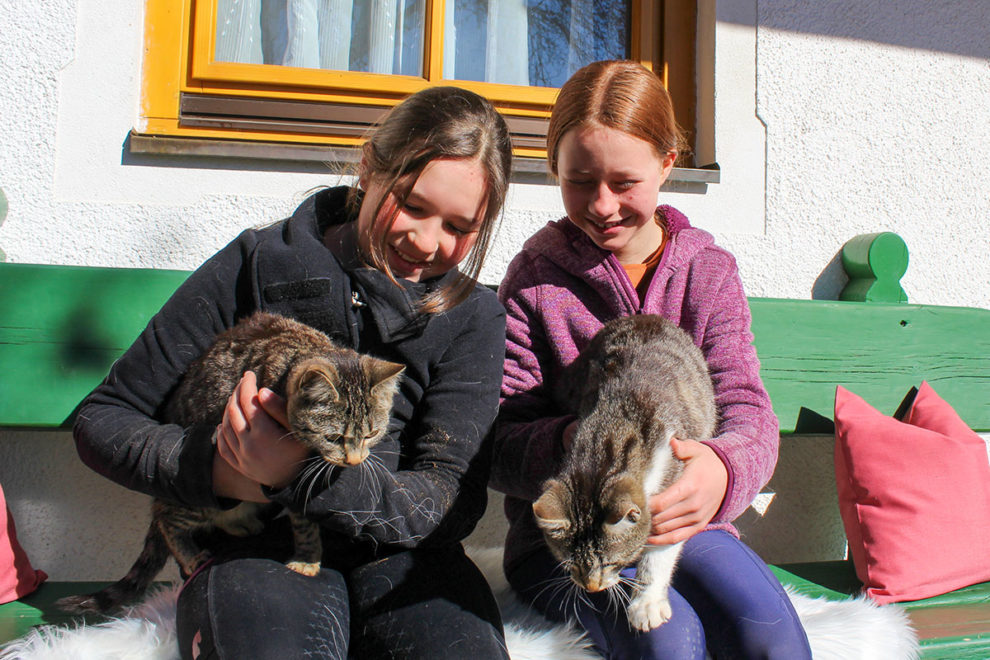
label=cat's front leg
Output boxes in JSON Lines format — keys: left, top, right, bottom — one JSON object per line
{"left": 285, "top": 512, "right": 322, "bottom": 576}
{"left": 626, "top": 541, "right": 684, "bottom": 632}
{"left": 156, "top": 512, "right": 211, "bottom": 577}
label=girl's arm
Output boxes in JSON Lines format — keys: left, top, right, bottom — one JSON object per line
{"left": 699, "top": 269, "right": 779, "bottom": 522}
{"left": 264, "top": 292, "right": 507, "bottom": 548}
{"left": 649, "top": 264, "right": 778, "bottom": 542}
{"left": 72, "top": 235, "right": 256, "bottom": 508}
{"left": 488, "top": 256, "right": 576, "bottom": 502}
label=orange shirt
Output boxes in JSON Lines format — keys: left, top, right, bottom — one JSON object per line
{"left": 622, "top": 230, "right": 668, "bottom": 300}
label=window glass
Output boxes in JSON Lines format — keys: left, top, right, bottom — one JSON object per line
{"left": 215, "top": 0, "right": 427, "bottom": 76}
{"left": 213, "top": 0, "right": 629, "bottom": 87}
{"left": 445, "top": 0, "right": 629, "bottom": 87}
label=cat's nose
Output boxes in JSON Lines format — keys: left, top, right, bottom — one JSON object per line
{"left": 583, "top": 578, "right": 608, "bottom": 593}
{"left": 573, "top": 571, "right": 607, "bottom": 593}
{"left": 343, "top": 449, "right": 368, "bottom": 466}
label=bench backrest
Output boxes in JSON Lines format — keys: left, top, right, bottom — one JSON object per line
{"left": 1, "top": 262, "right": 988, "bottom": 431}
{"left": 0, "top": 263, "right": 190, "bottom": 426}
{"left": 750, "top": 298, "right": 990, "bottom": 432}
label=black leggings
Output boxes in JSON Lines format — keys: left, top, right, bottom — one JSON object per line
{"left": 175, "top": 545, "right": 509, "bottom": 660}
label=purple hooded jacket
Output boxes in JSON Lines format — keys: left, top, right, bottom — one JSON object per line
{"left": 490, "top": 206, "right": 779, "bottom": 575}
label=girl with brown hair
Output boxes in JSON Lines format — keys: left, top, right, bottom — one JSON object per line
{"left": 73, "top": 86, "right": 513, "bottom": 659}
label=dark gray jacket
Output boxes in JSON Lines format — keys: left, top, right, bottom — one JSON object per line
{"left": 73, "top": 187, "right": 506, "bottom": 559}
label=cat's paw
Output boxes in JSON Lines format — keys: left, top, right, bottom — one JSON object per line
{"left": 286, "top": 560, "right": 321, "bottom": 577}
{"left": 178, "top": 550, "right": 213, "bottom": 577}
{"left": 627, "top": 593, "right": 673, "bottom": 632}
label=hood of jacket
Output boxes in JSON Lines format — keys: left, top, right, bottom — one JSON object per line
{"left": 519, "top": 205, "right": 716, "bottom": 312}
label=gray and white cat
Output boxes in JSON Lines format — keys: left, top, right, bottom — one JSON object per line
{"left": 533, "top": 314, "right": 717, "bottom": 632}
{"left": 57, "top": 312, "right": 404, "bottom": 614}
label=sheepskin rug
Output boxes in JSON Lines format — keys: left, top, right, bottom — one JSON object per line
{"left": 0, "top": 547, "right": 918, "bottom": 660}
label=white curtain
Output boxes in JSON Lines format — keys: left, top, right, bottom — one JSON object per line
{"left": 215, "top": 0, "right": 405, "bottom": 74}
{"left": 443, "top": 0, "right": 529, "bottom": 85}
{"left": 214, "top": 0, "right": 533, "bottom": 84}
{"left": 215, "top": 0, "right": 263, "bottom": 64}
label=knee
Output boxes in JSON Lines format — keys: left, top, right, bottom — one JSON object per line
{"left": 724, "top": 611, "right": 812, "bottom": 660}
{"left": 591, "top": 591, "right": 706, "bottom": 660}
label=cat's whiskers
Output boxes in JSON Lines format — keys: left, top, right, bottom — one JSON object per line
{"left": 618, "top": 572, "right": 646, "bottom": 592}
{"left": 529, "top": 574, "right": 565, "bottom": 604}
{"left": 531, "top": 571, "right": 575, "bottom": 613}
{"left": 606, "top": 580, "right": 633, "bottom": 615}
{"left": 568, "top": 582, "right": 598, "bottom": 620}
{"left": 363, "top": 454, "right": 389, "bottom": 495}
{"left": 277, "top": 429, "right": 299, "bottom": 444}
{"left": 291, "top": 455, "right": 337, "bottom": 513}
{"left": 358, "top": 454, "right": 384, "bottom": 495}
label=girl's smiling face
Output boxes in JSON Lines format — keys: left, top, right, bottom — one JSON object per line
{"left": 557, "top": 124, "right": 676, "bottom": 264}
{"left": 358, "top": 157, "right": 489, "bottom": 282}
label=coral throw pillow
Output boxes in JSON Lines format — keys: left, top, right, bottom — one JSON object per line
{"left": 834, "top": 382, "right": 990, "bottom": 604}
{"left": 1, "top": 483, "right": 47, "bottom": 604}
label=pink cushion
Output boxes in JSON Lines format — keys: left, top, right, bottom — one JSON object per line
{"left": 834, "top": 382, "right": 990, "bottom": 604}
{"left": 1, "top": 483, "right": 47, "bottom": 604}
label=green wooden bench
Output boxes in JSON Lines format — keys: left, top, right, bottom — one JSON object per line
{"left": 1, "top": 233, "right": 989, "bottom": 656}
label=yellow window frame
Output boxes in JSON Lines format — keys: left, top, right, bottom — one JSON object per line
{"left": 139, "top": 0, "right": 691, "bottom": 160}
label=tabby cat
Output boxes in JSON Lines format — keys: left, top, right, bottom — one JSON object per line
{"left": 57, "top": 312, "right": 405, "bottom": 614}
{"left": 533, "top": 314, "right": 717, "bottom": 632}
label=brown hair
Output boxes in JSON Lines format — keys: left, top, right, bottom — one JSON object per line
{"left": 351, "top": 86, "right": 512, "bottom": 314}
{"left": 546, "top": 60, "right": 686, "bottom": 176}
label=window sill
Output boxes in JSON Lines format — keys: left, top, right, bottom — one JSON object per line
{"left": 126, "top": 132, "right": 720, "bottom": 188}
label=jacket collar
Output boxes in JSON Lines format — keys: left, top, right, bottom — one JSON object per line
{"left": 300, "top": 187, "right": 455, "bottom": 342}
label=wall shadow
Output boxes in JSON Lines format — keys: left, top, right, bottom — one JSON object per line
{"left": 723, "top": 1, "right": 990, "bottom": 61}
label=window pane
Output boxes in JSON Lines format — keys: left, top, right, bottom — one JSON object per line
{"left": 444, "top": 0, "right": 629, "bottom": 87}
{"left": 214, "top": 0, "right": 426, "bottom": 76}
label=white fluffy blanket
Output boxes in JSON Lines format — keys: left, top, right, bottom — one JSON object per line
{"left": 0, "top": 547, "right": 918, "bottom": 660}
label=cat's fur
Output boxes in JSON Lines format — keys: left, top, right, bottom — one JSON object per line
{"left": 533, "top": 314, "right": 717, "bottom": 632}
{"left": 57, "top": 312, "right": 404, "bottom": 614}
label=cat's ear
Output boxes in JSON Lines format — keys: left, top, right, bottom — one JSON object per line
{"left": 533, "top": 482, "right": 570, "bottom": 536}
{"left": 603, "top": 478, "right": 643, "bottom": 531}
{"left": 364, "top": 357, "right": 405, "bottom": 390}
{"left": 291, "top": 361, "right": 340, "bottom": 402}
{"left": 604, "top": 499, "right": 641, "bottom": 528}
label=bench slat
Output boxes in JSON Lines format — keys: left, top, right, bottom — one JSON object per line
{"left": 750, "top": 298, "right": 990, "bottom": 432}
{"left": 0, "top": 263, "right": 189, "bottom": 426}
{"left": 3, "top": 264, "right": 989, "bottom": 432}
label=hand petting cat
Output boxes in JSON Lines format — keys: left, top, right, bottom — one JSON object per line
{"left": 647, "top": 438, "right": 728, "bottom": 545}
{"left": 214, "top": 370, "right": 308, "bottom": 499}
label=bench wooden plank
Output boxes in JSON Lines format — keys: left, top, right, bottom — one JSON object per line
{"left": 4, "top": 264, "right": 988, "bottom": 432}
{"left": 749, "top": 298, "right": 990, "bottom": 433}
{"left": 0, "top": 263, "right": 189, "bottom": 426}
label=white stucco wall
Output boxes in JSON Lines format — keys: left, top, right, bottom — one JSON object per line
{"left": 0, "top": 1, "right": 987, "bottom": 580}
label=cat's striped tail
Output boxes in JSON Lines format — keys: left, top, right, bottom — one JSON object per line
{"left": 54, "top": 521, "right": 170, "bottom": 615}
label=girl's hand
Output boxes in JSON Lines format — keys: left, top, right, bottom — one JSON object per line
{"left": 646, "top": 438, "right": 728, "bottom": 545}
{"left": 214, "top": 371, "right": 309, "bottom": 495}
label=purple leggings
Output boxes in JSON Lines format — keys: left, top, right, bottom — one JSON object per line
{"left": 507, "top": 530, "right": 812, "bottom": 659}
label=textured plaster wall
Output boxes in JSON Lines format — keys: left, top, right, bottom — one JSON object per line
{"left": 0, "top": 0, "right": 988, "bottom": 580}
{"left": 727, "top": 1, "right": 990, "bottom": 306}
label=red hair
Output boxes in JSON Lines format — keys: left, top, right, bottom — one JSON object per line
{"left": 546, "top": 60, "right": 685, "bottom": 175}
